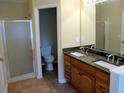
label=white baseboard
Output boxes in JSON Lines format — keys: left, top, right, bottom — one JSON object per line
{"left": 37, "top": 73, "right": 43, "bottom": 79}
{"left": 58, "top": 78, "right": 66, "bottom": 84}
{"left": 8, "top": 72, "right": 35, "bottom": 83}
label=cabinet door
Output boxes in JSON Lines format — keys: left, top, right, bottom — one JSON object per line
{"left": 71, "top": 66, "right": 80, "bottom": 90}
{"left": 79, "top": 73, "right": 95, "bottom": 93}
{"left": 96, "top": 88, "right": 105, "bottom": 93}
{"left": 96, "top": 81, "right": 109, "bottom": 93}
{"left": 64, "top": 60, "right": 71, "bottom": 80}
{"left": 96, "top": 69, "right": 110, "bottom": 93}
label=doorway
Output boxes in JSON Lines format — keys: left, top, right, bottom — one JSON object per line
{"left": 34, "top": 4, "right": 66, "bottom": 83}
{"left": 39, "top": 8, "right": 58, "bottom": 76}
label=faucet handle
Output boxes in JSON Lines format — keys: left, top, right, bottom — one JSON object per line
{"left": 106, "top": 54, "right": 110, "bottom": 61}
{"left": 90, "top": 45, "right": 94, "bottom": 49}
{"left": 116, "top": 58, "right": 122, "bottom": 65}
{"left": 80, "top": 47, "right": 84, "bottom": 50}
{"left": 106, "top": 54, "right": 115, "bottom": 63}
{"left": 85, "top": 48, "right": 89, "bottom": 54}
{"left": 80, "top": 47, "right": 85, "bottom": 52}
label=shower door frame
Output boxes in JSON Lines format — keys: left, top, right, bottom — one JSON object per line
{"left": 1, "top": 20, "right": 35, "bottom": 82}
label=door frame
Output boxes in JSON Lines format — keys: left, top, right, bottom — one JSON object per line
{"left": 0, "top": 20, "right": 10, "bottom": 79}
{"left": 0, "top": 20, "right": 8, "bottom": 93}
{"left": 34, "top": 4, "right": 66, "bottom": 83}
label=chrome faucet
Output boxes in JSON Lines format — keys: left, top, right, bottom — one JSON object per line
{"left": 80, "top": 47, "right": 85, "bottom": 53}
{"left": 116, "top": 58, "right": 122, "bottom": 65}
{"left": 85, "top": 48, "right": 89, "bottom": 54}
{"left": 90, "top": 45, "right": 95, "bottom": 49}
{"left": 107, "top": 54, "right": 115, "bottom": 63}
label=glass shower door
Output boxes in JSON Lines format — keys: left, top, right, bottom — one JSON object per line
{"left": 4, "top": 20, "right": 33, "bottom": 78}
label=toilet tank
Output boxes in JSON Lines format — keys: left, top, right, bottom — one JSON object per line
{"left": 41, "top": 46, "right": 52, "bottom": 56}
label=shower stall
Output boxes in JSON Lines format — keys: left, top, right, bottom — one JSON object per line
{"left": 0, "top": 20, "right": 34, "bottom": 81}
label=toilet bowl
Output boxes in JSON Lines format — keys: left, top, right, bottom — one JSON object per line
{"left": 41, "top": 46, "right": 54, "bottom": 71}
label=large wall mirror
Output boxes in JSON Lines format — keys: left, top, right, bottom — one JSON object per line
{"left": 81, "top": 0, "right": 124, "bottom": 55}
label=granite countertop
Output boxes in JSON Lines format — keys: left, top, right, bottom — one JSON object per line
{"left": 64, "top": 50, "right": 119, "bottom": 74}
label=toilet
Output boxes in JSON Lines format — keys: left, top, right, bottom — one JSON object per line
{"left": 41, "top": 46, "right": 54, "bottom": 71}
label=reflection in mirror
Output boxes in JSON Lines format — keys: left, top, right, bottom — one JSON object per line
{"left": 81, "top": 0, "right": 124, "bottom": 55}
{"left": 96, "top": 0, "right": 122, "bottom": 53}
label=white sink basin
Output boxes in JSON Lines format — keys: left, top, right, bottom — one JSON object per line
{"left": 94, "top": 61, "right": 118, "bottom": 70}
{"left": 71, "top": 52, "right": 85, "bottom": 57}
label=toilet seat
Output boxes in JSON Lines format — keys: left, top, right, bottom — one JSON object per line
{"left": 44, "top": 56, "right": 54, "bottom": 63}
{"left": 41, "top": 46, "right": 54, "bottom": 71}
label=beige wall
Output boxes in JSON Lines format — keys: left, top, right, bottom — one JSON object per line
{"left": 61, "top": 0, "right": 81, "bottom": 48}
{"left": 32, "top": 0, "right": 58, "bottom": 7}
{"left": 123, "top": 0, "right": 124, "bottom": 9}
{"left": 31, "top": 0, "right": 81, "bottom": 48}
{"left": 28, "top": 0, "right": 33, "bottom": 18}
{"left": 81, "top": 2, "right": 96, "bottom": 46}
{"left": 0, "top": 2, "right": 29, "bottom": 20}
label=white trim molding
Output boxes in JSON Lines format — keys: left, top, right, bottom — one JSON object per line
{"left": 58, "top": 78, "right": 66, "bottom": 84}
{"left": 8, "top": 73, "right": 35, "bottom": 83}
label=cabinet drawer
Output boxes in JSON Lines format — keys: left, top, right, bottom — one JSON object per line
{"left": 65, "top": 66, "right": 71, "bottom": 72}
{"left": 96, "top": 81, "right": 109, "bottom": 93}
{"left": 64, "top": 60, "right": 71, "bottom": 66}
{"left": 96, "top": 88, "right": 106, "bottom": 93}
{"left": 96, "top": 69, "right": 110, "bottom": 84}
{"left": 65, "top": 71, "right": 71, "bottom": 80}
{"left": 64, "top": 55, "right": 70, "bottom": 61}
{"left": 64, "top": 55, "right": 71, "bottom": 80}
{"left": 71, "top": 58, "right": 95, "bottom": 77}
{"left": 64, "top": 60, "right": 71, "bottom": 75}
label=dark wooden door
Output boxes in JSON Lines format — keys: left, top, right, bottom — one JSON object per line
{"left": 71, "top": 66, "right": 80, "bottom": 90}
{"left": 78, "top": 72, "right": 95, "bottom": 93}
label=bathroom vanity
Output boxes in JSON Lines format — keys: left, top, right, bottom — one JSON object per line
{"left": 63, "top": 47, "right": 124, "bottom": 93}
{"left": 63, "top": 0, "right": 124, "bottom": 92}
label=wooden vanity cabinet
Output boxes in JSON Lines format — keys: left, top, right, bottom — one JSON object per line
{"left": 95, "top": 69, "right": 110, "bottom": 93}
{"left": 71, "top": 65, "right": 80, "bottom": 90}
{"left": 71, "top": 58, "right": 95, "bottom": 93}
{"left": 64, "top": 54, "right": 110, "bottom": 93}
{"left": 64, "top": 55, "right": 71, "bottom": 81}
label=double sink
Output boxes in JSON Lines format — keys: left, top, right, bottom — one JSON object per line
{"left": 70, "top": 52, "right": 119, "bottom": 70}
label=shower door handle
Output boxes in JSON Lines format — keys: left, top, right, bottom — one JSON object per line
{"left": 0, "top": 58, "right": 3, "bottom": 61}
{"left": 122, "top": 41, "right": 124, "bottom": 44}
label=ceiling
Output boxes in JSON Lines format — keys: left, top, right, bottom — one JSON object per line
{"left": 0, "top": 0, "right": 28, "bottom": 3}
